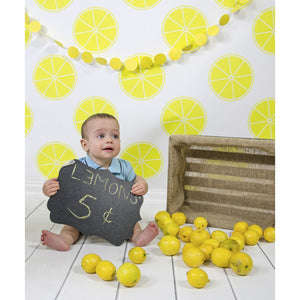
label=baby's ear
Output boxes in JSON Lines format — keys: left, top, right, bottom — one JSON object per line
{"left": 80, "top": 138, "right": 88, "bottom": 151}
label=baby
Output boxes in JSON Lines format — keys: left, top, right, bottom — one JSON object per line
{"left": 41, "top": 113, "right": 159, "bottom": 251}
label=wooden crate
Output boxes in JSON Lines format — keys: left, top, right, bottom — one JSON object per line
{"left": 167, "top": 135, "right": 275, "bottom": 229}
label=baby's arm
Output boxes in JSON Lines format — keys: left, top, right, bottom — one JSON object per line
{"left": 42, "top": 178, "right": 60, "bottom": 197}
{"left": 131, "top": 175, "right": 148, "bottom": 196}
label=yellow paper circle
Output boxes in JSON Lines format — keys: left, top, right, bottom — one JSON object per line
{"left": 25, "top": 13, "right": 30, "bottom": 24}
{"left": 68, "top": 46, "right": 80, "bottom": 58}
{"left": 140, "top": 56, "right": 153, "bottom": 69}
{"left": 154, "top": 53, "right": 166, "bottom": 66}
{"left": 125, "top": 58, "right": 138, "bottom": 71}
{"left": 110, "top": 57, "right": 122, "bottom": 70}
{"left": 29, "top": 21, "right": 41, "bottom": 33}
{"left": 169, "top": 48, "right": 181, "bottom": 61}
{"left": 182, "top": 44, "right": 194, "bottom": 52}
{"left": 81, "top": 52, "right": 93, "bottom": 64}
{"left": 232, "top": 5, "right": 242, "bottom": 13}
{"left": 207, "top": 25, "right": 220, "bottom": 36}
{"left": 239, "top": 0, "right": 250, "bottom": 4}
{"left": 194, "top": 33, "right": 208, "bottom": 46}
{"left": 219, "top": 14, "right": 230, "bottom": 26}
{"left": 54, "top": 40, "right": 64, "bottom": 48}
{"left": 95, "top": 57, "right": 107, "bottom": 65}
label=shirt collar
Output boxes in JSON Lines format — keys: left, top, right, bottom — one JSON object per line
{"left": 85, "top": 154, "right": 121, "bottom": 174}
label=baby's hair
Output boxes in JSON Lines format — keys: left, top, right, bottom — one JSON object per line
{"left": 81, "top": 113, "right": 118, "bottom": 139}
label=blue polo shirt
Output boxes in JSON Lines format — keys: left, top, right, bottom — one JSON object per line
{"left": 78, "top": 154, "right": 136, "bottom": 182}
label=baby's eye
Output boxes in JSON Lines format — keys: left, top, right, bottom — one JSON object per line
{"left": 113, "top": 134, "right": 119, "bottom": 139}
{"left": 97, "top": 134, "right": 105, "bottom": 138}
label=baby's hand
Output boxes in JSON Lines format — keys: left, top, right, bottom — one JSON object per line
{"left": 131, "top": 176, "right": 148, "bottom": 196}
{"left": 42, "top": 178, "right": 60, "bottom": 197}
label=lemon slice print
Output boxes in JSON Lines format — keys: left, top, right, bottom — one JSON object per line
{"left": 25, "top": 102, "right": 34, "bottom": 137}
{"left": 248, "top": 98, "right": 275, "bottom": 139}
{"left": 120, "top": 142, "right": 163, "bottom": 179}
{"left": 252, "top": 7, "right": 275, "bottom": 55}
{"left": 73, "top": 96, "right": 118, "bottom": 135}
{"left": 36, "top": 142, "right": 78, "bottom": 179}
{"left": 209, "top": 54, "right": 254, "bottom": 101}
{"left": 33, "top": 55, "right": 77, "bottom": 101}
{"left": 162, "top": 6, "right": 208, "bottom": 53}
{"left": 161, "top": 97, "right": 207, "bottom": 136}
{"left": 34, "top": 0, "right": 73, "bottom": 12}
{"left": 119, "top": 54, "right": 165, "bottom": 100}
{"left": 25, "top": 24, "right": 32, "bottom": 48}
{"left": 124, "top": 0, "right": 161, "bottom": 10}
{"left": 214, "top": 0, "right": 253, "bottom": 10}
{"left": 73, "top": 7, "right": 118, "bottom": 53}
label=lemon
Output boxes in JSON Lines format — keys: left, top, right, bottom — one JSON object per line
{"left": 190, "top": 229, "right": 210, "bottom": 246}
{"left": 215, "top": 0, "right": 253, "bottom": 10}
{"left": 220, "top": 239, "right": 240, "bottom": 253}
{"left": 231, "top": 231, "right": 246, "bottom": 242}
{"left": 163, "top": 222, "right": 180, "bottom": 237}
{"left": 25, "top": 102, "right": 34, "bottom": 137}
{"left": 252, "top": 7, "right": 275, "bottom": 55}
{"left": 155, "top": 211, "right": 170, "bottom": 224}
{"left": 158, "top": 216, "right": 173, "bottom": 230}
{"left": 199, "top": 244, "right": 214, "bottom": 261}
{"left": 33, "top": 55, "right": 77, "bottom": 100}
{"left": 230, "top": 252, "right": 253, "bottom": 276}
{"left": 81, "top": 253, "right": 101, "bottom": 274}
{"left": 124, "top": 0, "right": 161, "bottom": 10}
{"left": 119, "top": 53, "right": 165, "bottom": 100}
{"left": 263, "top": 227, "right": 275, "bottom": 243}
{"left": 161, "top": 97, "right": 207, "bottom": 136}
{"left": 34, "top": 0, "right": 73, "bottom": 12}
{"left": 128, "top": 247, "right": 147, "bottom": 264}
{"left": 179, "top": 226, "right": 194, "bottom": 243}
{"left": 203, "top": 238, "right": 220, "bottom": 249}
{"left": 158, "top": 236, "right": 181, "bottom": 256}
{"left": 96, "top": 260, "right": 116, "bottom": 281}
{"left": 120, "top": 142, "right": 163, "bottom": 179}
{"left": 25, "top": 24, "right": 32, "bottom": 48}
{"left": 186, "top": 268, "right": 209, "bottom": 288}
{"left": 211, "top": 248, "right": 233, "bottom": 268}
{"left": 211, "top": 230, "right": 228, "bottom": 243}
{"left": 162, "top": 6, "right": 208, "bottom": 53}
{"left": 194, "top": 217, "right": 208, "bottom": 229}
{"left": 117, "top": 263, "right": 141, "bottom": 287}
{"left": 209, "top": 54, "right": 254, "bottom": 101}
{"left": 244, "top": 229, "right": 260, "bottom": 245}
{"left": 73, "top": 7, "right": 118, "bottom": 53}
{"left": 229, "top": 236, "right": 245, "bottom": 250}
{"left": 248, "top": 98, "right": 275, "bottom": 139}
{"left": 73, "top": 96, "right": 118, "bottom": 135}
{"left": 171, "top": 212, "right": 187, "bottom": 226}
{"left": 182, "top": 242, "right": 194, "bottom": 255}
{"left": 182, "top": 245, "right": 206, "bottom": 268}
{"left": 248, "top": 224, "right": 263, "bottom": 239}
{"left": 233, "top": 221, "right": 249, "bottom": 234}
{"left": 36, "top": 142, "right": 77, "bottom": 179}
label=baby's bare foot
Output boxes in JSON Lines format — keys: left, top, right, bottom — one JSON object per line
{"left": 134, "top": 222, "right": 159, "bottom": 247}
{"left": 41, "top": 230, "right": 70, "bottom": 251}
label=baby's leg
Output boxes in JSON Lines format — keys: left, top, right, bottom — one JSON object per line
{"left": 130, "top": 222, "right": 159, "bottom": 247}
{"left": 41, "top": 225, "right": 79, "bottom": 251}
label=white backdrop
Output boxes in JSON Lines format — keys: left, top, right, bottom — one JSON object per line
{"left": 25, "top": 0, "right": 275, "bottom": 194}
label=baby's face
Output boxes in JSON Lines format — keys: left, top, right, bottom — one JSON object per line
{"left": 81, "top": 118, "right": 121, "bottom": 164}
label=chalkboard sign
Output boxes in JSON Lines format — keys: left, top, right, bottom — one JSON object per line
{"left": 47, "top": 160, "right": 143, "bottom": 246}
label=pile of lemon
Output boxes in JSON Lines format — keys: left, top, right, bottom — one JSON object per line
{"left": 156, "top": 211, "right": 275, "bottom": 288}
{"left": 81, "top": 246, "right": 147, "bottom": 287}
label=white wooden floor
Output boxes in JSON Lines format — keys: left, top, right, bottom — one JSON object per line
{"left": 25, "top": 192, "right": 275, "bottom": 300}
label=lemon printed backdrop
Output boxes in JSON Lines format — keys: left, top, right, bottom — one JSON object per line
{"left": 25, "top": 0, "right": 275, "bottom": 193}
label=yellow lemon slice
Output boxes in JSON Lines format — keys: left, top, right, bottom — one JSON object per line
{"left": 34, "top": 0, "right": 73, "bottom": 12}
{"left": 209, "top": 54, "right": 254, "bottom": 101}
{"left": 162, "top": 6, "right": 208, "bottom": 53}
{"left": 33, "top": 55, "right": 77, "bottom": 101}
{"left": 36, "top": 142, "right": 77, "bottom": 179}
{"left": 120, "top": 142, "right": 163, "bottom": 179}
{"left": 161, "top": 97, "right": 207, "bottom": 136}
{"left": 25, "top": 102, "right": 34, "bottom": 137}
{"left": 25, "top": 24, "right": 32, "bottom": 48}
{"left": 214, "top": 0, "right": 253, "bottom": 10}
{"left": 248, "top": 98, "right": 275, "bottom": 139}
{"left": 252, "top": 7, "right": 275, "bottom": 55}
{"left": 123, "top": 0, "right": 161, "bottom": 10}
{"left": 73, "top": 96, "right": 118, "bottom": 135}
{"left": 119, "top": 53, "right": 165, "bottom": 100}
{"left": 68, "top": 46, "right": 80, "bottom": 59}
{"left": 73, "top": 7, "right": 118, "bottom": 53}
